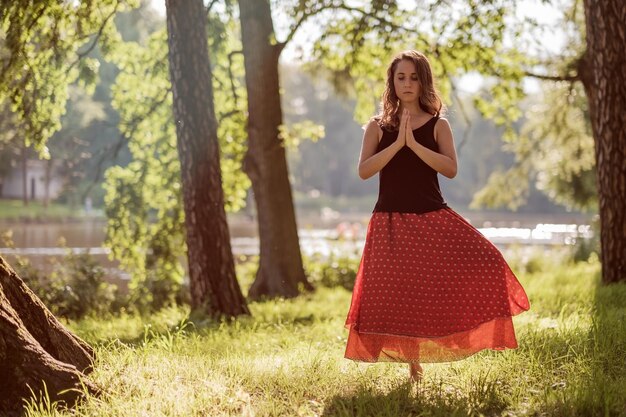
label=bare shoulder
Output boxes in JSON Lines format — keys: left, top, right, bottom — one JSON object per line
{"left": 434, "top": 117, "right": 452, "bottom": 143}
{"left": 434, "top": 117, "right": 452, "bottom": 130}
{"left": 364, "top": 117, "right": 383, "bottom": 143}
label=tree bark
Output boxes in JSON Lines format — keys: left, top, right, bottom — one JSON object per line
{"left": 0, "top": 256, "right": 97, "bottom": 416}
{"left": 0, "top": 257, "right": 94, "bottom": 371}
{"left": 580, "top": 0, "right": 626, "bottom": 283}
{"left": 238, "top": 0, "right": 313, "bottom": 300}
{"left": 165, "top": 0, "right": 250, "bottom": 316}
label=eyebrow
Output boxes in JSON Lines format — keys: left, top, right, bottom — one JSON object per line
{"left": 396, "top": 72, "right": 418, "bottom": 75}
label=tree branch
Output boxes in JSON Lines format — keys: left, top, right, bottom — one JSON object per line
{"left": 81, "top": 88, "right": 171, "bottom": 200}
{"left": 69, "top": 0, "right": 121, "bottom": 70}
{"left": 278, "top": 3, "right": 333, "bottom": 53}
{"left": 524, "top": 70, "right": 579, "bottom": 82}
{"left": 227, "top": 50, "right": 242, "bottom": 109}
{"left": 205, "top": 0, "right": 219, "bottom": 18}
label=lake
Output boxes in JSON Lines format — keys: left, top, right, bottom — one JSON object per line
{"left": 0, "top": 210, "right": 594, "bottom": 286}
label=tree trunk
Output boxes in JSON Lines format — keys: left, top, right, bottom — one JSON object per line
{"left": 580, "top": 0, "right": 626, "bottom": 283}
{"left": 0, "top": 256, "right": 97, "bottom": 415}
{"left": 238, "top": 0, "right": 313, "bottom": 300}
{"left": 165, "top": 0, "right": 249, "bottom": 316}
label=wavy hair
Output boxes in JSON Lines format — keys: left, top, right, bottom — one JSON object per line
{"left": 375, "top": 50, "right": 445, "bottom": 130}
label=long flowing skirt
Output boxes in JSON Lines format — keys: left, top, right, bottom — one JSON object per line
{"left": 344, "top": 207, "right": 531, "bottom": 363}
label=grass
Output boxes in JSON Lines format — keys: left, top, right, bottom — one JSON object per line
{"left": 23, "top": 254, "right": 626, "bottom": 417}
{"left": 0, "top": 199, "right": 95, "bottom": 221}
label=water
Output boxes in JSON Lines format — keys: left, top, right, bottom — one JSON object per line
{"left": 0, "top": 213, "right": 593, "bottom": 284}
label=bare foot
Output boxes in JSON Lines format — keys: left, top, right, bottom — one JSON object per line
{"left": 409, "top": 362, "right": 423, "bottom": 383}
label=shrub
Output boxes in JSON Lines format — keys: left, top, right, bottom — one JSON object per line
{"left": 304, "top": 253, "right": 359, "bottom": 290}
{"left": 2, "top": 231, "right": 126, "bottom": 319}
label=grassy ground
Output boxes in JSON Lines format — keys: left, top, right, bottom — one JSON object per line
{"left": 0, "top": 199, "right": 96, "bottom": 221}
{"left": 24, "top": 255, "right": 626, "bottom": 417}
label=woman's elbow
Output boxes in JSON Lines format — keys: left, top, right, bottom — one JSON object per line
{"left": 443, "top": 165, "right": 458, "bottom": 179}
{"left": 358, "top": 167, "right": 373, "bottom": 180}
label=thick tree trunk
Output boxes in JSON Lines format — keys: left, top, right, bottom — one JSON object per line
{"left": 165, "top": 0, "right": 249, "bottom": 316}
{"left": 0, "top": 257, "right": 94, "bottom": 370}
{"left": 581, "top": 0, "right": 626, "bottom": 283}
{"left": 0, "top": 256, "right": 97, "bottom": 416}
{"left": 239, "top": 0, "right": 313, "bottom": 300}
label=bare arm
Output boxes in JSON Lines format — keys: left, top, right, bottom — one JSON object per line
{"left": 358, "top": 119, "right": 404, "bottom": 180}
{"left": 406, "top": 117, "right": 458, "bottom": 178}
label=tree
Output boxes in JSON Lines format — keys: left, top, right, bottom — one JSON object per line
{"left": 0, "top": 2, "right": 134, "bottom": 412}
{"left": 0, "top": 0, "right": 132, "bottom": 154}
{"left": 0, "top": 256, "right": 97, "bottom": 415}
{"left": 236, "top": 0, "right": 397, "bottom": 299}
{"left": 471, "top": 82, "right": 596, "bottom": 212}
{"left": 238, "top": 0, "right": 313, "bottom": 299}
{"left": 471, "top": 0, "right": 625, "bottom": 283}
{"left": 579, "top": 0, "right": 626, "bottom": 283}
{"left": 307, "top": 0, "right": 624, "bottom": 284}
{"left": 237, "top": 0, "right": 535, "bottom": 297}
{"left": 102, "top": 6, "right": 250, "bottom": 311}
{"left": 165, "top": 0, "right": 249, "bottom": 316}
{"left": 104, "top": 1, "right": 321, "bottom": 303}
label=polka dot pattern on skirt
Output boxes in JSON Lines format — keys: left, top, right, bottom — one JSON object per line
{"left": 344, "top": 207, "right": 531, "bottom": 363}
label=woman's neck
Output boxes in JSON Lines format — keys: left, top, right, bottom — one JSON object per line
{"left": 400, "top": 104, "right": 424, "bottom": 116}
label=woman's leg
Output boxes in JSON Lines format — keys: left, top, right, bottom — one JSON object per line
{"left": 409, "top": 362, "right": 423, "bottom": 382}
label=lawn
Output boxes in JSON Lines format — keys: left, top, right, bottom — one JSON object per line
{"left": 0, "top": 200, "right": 93, "bottom": 221}
{"left": 24, "top": 256, "right": 626, "bottom": 416}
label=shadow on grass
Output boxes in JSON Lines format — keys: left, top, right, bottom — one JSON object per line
{"left": 321, "top": 374, "right": 509, "bottom": 417}
{"left": 579, "top": 267, "right": 626, "bottom": 415}
{"left": 90, "top": 306, "right": 319, "bottom": 348}
{"left": 525, "top": 263, "right": 626, "bottom": 416}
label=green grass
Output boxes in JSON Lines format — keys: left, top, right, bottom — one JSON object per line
{"left": 0, "top": 199, "right": 95, "bottom": 221}
{"left": 23, "top": 255, "right": 626, "bottom": 417}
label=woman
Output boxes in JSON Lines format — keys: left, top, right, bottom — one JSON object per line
{"left": 344, "top": 50, "right": 531, "bottom": 382}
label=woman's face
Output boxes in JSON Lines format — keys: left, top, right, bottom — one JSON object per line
{"left": 393, "top": 59, "right": 420, "bottom": 105}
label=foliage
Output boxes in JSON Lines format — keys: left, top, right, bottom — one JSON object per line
{"left": 279, "top": 120, "right": 325, "bottom": 149}
{"left": 0, "top": 0, "right": 138, "bottom": 155}
{"left": 234, "top": 252, "right": 360, "bottom": 295}
{"left": 0, "top": 101, "right": 22, "bottom": 181}
{"left": 46, "top": 248, "right": 122, "bottom": 319}
{"left": 300, "top": 0, "right": 597, "bottom": 214}
{"left": 2, "top": 231, "right": 124, "bottom": 319}
{"left": 102, "top": 10, "right": 249, "bottom": 310}
{"left": 43, "top": 85, "right": 109, "bottom": 206}
{"left": 304, "top": 252, "right": 359, "bottom": 290}
{"left": 470, "top": 0, "right": 596, "bottom": 212}
{"left": 471, "top": 81, "right": 596, "bottom": 212}
{"left": 570, "top": 215, "right": 601, "bottom": 263}
{"left": 305, "top": 1, "right": 529, "bottom": 134}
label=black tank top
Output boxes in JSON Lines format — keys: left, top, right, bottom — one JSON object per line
{"left": 373, "top": 116, "right": 448, "bottom": 214}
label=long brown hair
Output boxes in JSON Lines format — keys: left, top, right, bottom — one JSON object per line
{"left": 375, "top": 50, "right": 445, "bottom": 130}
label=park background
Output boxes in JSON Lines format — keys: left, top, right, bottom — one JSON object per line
{"left": 0, "top": 0, "right": 624, "bottom": 416}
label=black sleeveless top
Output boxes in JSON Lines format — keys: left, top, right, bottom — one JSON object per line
{"left": 372, "top": 116, "right": 448, "bottom": 214}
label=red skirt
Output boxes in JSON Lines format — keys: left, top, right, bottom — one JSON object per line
{"left": 344, "top": 207, "right": 530, "bottom": 363}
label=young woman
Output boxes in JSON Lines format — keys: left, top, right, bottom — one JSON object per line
{"left": 344, "top": 50, "right": 531, "bottom": 382}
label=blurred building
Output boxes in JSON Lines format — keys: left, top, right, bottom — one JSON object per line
{"left": 0, "top": 159, "right": 64, "bottom": 201}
